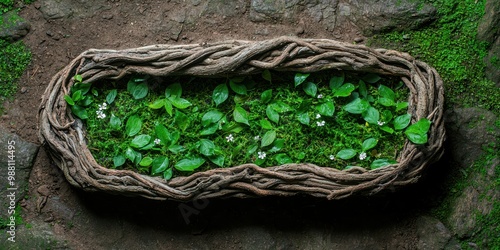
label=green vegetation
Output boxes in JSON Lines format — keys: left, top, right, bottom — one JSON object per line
{"left": 67, "top": 71, "right": 431, "bottom": 179}
{"left": 0, "top": 0, "right": 33, "bottom": 13}
{"left": 368, "top": 0, "right": 500, "bottom": 114}
{"left": 0, "top": 39, "right": 31, "bottom": 113}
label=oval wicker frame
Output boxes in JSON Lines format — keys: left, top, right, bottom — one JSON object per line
{"left": 38, "top": 37, "right": 445, "bottom": 201}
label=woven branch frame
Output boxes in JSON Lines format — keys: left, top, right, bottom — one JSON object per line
{"left": 38, "top": 37, "right": 445, "bottom": 201}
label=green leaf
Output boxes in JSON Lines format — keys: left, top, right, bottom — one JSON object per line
{"left": 233, "top": 106, "right": 250, "bottom": 126}
{"left": 168, "top": 144, "right": 185, "bottom": 154}
{"left": 132, "top": 83, "right": 148, "bottom": 99}
{"left": 125, "top": 115, "right": 142, "bottom": 136}
{"left": 405, "top": 118, "right": 431, "bottom": 144}
{"left": 200, "top": 124, "right": 218, "bottom": 136}
{"left": 155, "top": 124, "right": 171, "bottom": 145}
{"left": 381, "top": 110, "right": 393, "bottom": 122}
{"left": 394, "top": 114, "right": 412, "bottom": 130}
{"left": 213, "top": 84, "right": 229, "bottom": 107}
{"left": 106, "top": 89, "right": 117, "bottom": 104}
{"left": 362, "top": 138, "right": 378, "bottom": 152}
{"left": 164, "top": 100, "right": 173, "bottom": 116}
{"left": 333, "top": 83, "right": 355, "bottom": 97}
{"left": 297, "top": 112, "right": 310, "bottom": 125}
{"left": 370, "top": 159, "right": 397, "bottom": 169}
{"left": 261, "top": 89, "right": 273, "bottom": 104}
{"left": 202, "top": 110, "right": 224, "bottom": 127}
{"left": 92, "top": 89, "right": 98, "bottom": 96}
{"left": 81, "top": 96, "right": 93, "bottom": 107}
{"left": 358, "top": 80, "right": 368, "bottom": 97}
{"left": 262, "top": 69, "right": 272, "bottom": 82}
{"left": 275, "top": 153, "right": 293, "bottom": 165}
{"left": 174, "top": 110, "right": 190, "bottom": 131}
{"left": 294, "top": 73, "right": 310, "bottom": 87}
{"left": 362, "top": 73, "right": 381, "bottom": 83}
{"left": 74, "top": 74, "right": 83, "bottom": 82}
{"left": 199, "top": 139, "right": 215, "bottom": 156}
{"left": 380, "top": 125, "right": 394, "bottom": 134}
{"left": 131, "top": 134, "right": 151, "bottom": 148}
{"left": 163, "top": 168, "right": 173, "bottom": 180}
{"left": 344, "top": 98, "right": 370, "bottom": 114}
{"left": 379, "top": 97, "right": 396, "bottom": 107}
{"left": 152, "top": 156, "right": 169, "bottom": 175}
{"left": 113, "top": 155, "right": 125, "bottom": 168}
{"left": 110, "top": 114, "right": 121, "bottom": 130}
{"left": 169, "top": 96, "right": 192, "bottom": 109}
{"left": 229, "top": 80, "right": 247, "bottom": 95}
{"left": 148, "top": 99, "right": 166, "bottom": 109}
{"left": 261, "top": 130, "right": 277, "bottom": 147}
{"left": 260, "top": 119, "right": 273, "bottom": 130}
{"left": 72, "top": 90, "right": 83, "bottom": 102}
{"left": 378, "top": 84, "right": 395, "bottom": 100}
{"left": 139, "top": 156, "right": 153, "bottom": 167}
{"left": 222, "top": 123, "right": 244, "bottom": 133}
{"left": 246, "top": 144, "right": 259, "bottom": 158}
{"left": 165, "top": 83, "right": 182, "bottom": 98}
{"left": 209, "top": 155, "right": 225, "bottom": 167}
{"left": 295, "top": 152, "right": 306, "bottom": 160}
{"left": 329, "top": 74, "right": 344, "bottom": 91}
{"left": 270, "top": 101, "right": 292, "bottom": 113}
{"left": 71, "top": 105, "right": 89, "bottom": 119}
{"left": 64, "top": 95, "right": 75, "bottom": 106}
{"left": 72, "top": 82, "right": 91, "bottom": 95}
{"left": 302, "top": 82, "right": 317, "bottom": 97}
{"left": 175, "top": 157, "right": 206, "bottom": 171}
{"left": 125, "top": 147, "right": 138, "bottom": 162}
{"left": 336, "top": 149, "right": 357, "bottom": 160}
{"left": 362, "top": 106, "right": 380, "bottom": 124}
{"left": 396, "top": 102, "right": 409, "bottom": 112}
{"left": 269, "top": 139, "right": 285, "bottom": 153}
{"left": 316, "top": 101, "right": 335, "bottom": 116}
{"left": 266, "top": 105, "right": 279, "bottom": 124}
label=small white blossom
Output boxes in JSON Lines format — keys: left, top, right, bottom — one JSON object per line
{"left": 257, "top": 151, "right": 266, "bottom": 159}
{"left": 226, "top": 134, "right": 234, "bottom": 142}
{"left": 329, "top": 155, "right": 335, "bottom": 160}
{"left": 377, "top": 121, "right": 385, "bottom": 126}
{"left": 316, "top": 120, "right": 325, "bottom": 127}
{"left": 316, "top": 114, "right": 321, "bottom": 119}
{"left": 154, "top": 138, "right": 161, "bottom": 145}
{"left": 317, "top": 94, "right": 323, "bottom": 99}
{"left": 96, "top": 110, "right": 106, "bottom": 119}
{"left": 359, "top": 152, "right": 367, "bottom": 161}
{"left": 254, "top": 135, "right": 261, "bottom": 141}
{"left": 98, "top": 102, "right": 108, "bottom": 110}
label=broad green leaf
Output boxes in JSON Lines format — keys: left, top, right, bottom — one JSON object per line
{"left": 169, "top": 96, "right": 192, "bottom": 109}
{"left": 362, "top": 106, "right": 380, "bottom": 124}
{"left": 316, "top": 101, "right": 335, "bottom": 117}
{"left": 260, "top": 119, "right": 273, "bottom": 130}
{"left": 405, "top": 118, "right": 431, "bottom": 144}
{"left": 344, "top": 98, "right": 370, "bottom": 114}
{"left": 125, "top": 147, "right": 137, "bottom": 162}
{"left": 174, "top": 110, "right": 190, "bottom": 131}
{"left": 329, "top": 74, "right": 344, "bottom": 91}
{"left": 152, "top": 156, "right": 169, "bottom": 175}
{"left": 131, "top": 134, "right": 151, "bottom": 148}
{"left": 125, "top": 115, "right": 142, "bottom": 136}
{"left": 81, "top": 96, "right": 93, "bottom": 107}
{"left": 246, "top": 144, "right": 259, "bottom": 158}
{"left": 213, "top": 84, "right": 229, "bottom": 107}
{"left": 362, "top": 138, "right": 378, "bottom": 152}
{"left": 64, "top": 95, "right": 75, "bottom": 106}
{"left": 380, "top": 125, "right": 394, "bottom": 134}
{"left": 362, "top": 73, "right": 381, "bottom": 83}
{"left": 113, "top": 155, "right": 125, "bottom": 168}
{"left": 140, "top": 142, "right": 155, "bottom": 150}
{"left": 396, "top": 102, "right": 409, "bottom": 112}
{"left": 379, "top": 97, "right": 396, "bottom": 107}
{"left": 164, "top": 100, "right": 173, "bottom": 116}
{"left": 209, "top": 154, "right": 225, "bottom": 167}
{"left": 261, "top": 130, "right": 277, "bottom": 147}
{"left": 106, "top": 89, "right": 117, "bottom": 104}
{"left": 200, "top": 124, "right": 218, "bottom": 135}
{"left": 269, "top": 139, "right": 285, "bottom": 153}
{"left": 333, "top": 83, "right": 355, "bottom": 97}
{"left": 336, "top": 149, "right": 357, "bottom": 160}
{"left": 262, "top": 69, "right": 272, "bottom": 82}
{"left": 302, "top": 82, "right": 317, "bottom": 97}
{"left": 199, "top": 139, "right": 215, "bottom": 156}
{"left": 260, "top": 89, "right": 273, "bottom": 104}
{"left": 168, "top": 144, "right": 185, "bottom": 154}
{"left": 139, "top": 157, "right": 153, "bottom": 167}
{"left": 381, "top": 110, "right": 393, "bottom": 122}
{"left": 229, "top": 80, "right": 247, "bottom": 95}
{"left": 371, "top": 159, "right": 397, "bottom": 169}
{"left": 202, "top": 110, "right": 224, "bottom": 127}
{"left": 72, "top": 90, "right": 83, "bottom": 102}
{"left": 378, "top": 85, "right": 395, "bottom": 100}
{"left": 175, "top": 157, "right": 206, "bottom": 171}
{"left": 148, "top": 99, "right": 166, "bottom": 109}
{"left": 110, "top": 114, "right": 121, "bottom": 129}
{"left": 294, "top": 73, "right": 310, "bottom": 87}
{"left": 297, "top": 112, "right": 310, "bottom": 125}
{"left": 394, "top": 114, "right": 412, "bottom": 130}
{"left": 127, "top": 79, "right": 137, "bottom": 93}
{"left": 155, "top": 124, "right": 171, "bottom": 145}
{"left": 233, "top": 106, "right": 250, "bottom": 126}
{"left": 163, "top": 168, "right": 173, "bottom": 180}
{"left": 72, "top": 82, "right": 91, "bottom": 95}
{"left": 275, "top": 153, "right": 293, "bottom": 165}
{"left": 222, "top": 123, "right": 244, "bottom": 133}
{"left": 74, "top": 74, "right": 83, "bottom": 82}
{"left": 266, "top": 105, "right": 279, "bottom": 124}
{"left": 71, "top": 105, "right": 89, "bottom": 119}
{"left": 132, "top": 83, "right": 148, "bottom": 99}
{"left": 406, "top": 133, "right": 428, "bottom": 144}
{"left": 170, "top": 131, "right": 180, "bottom": 145}
{"left": 165, "top": 83, "right": 182, "bottom": 98}
{"left": 358, "top": 80, "right": 368, "bottom": 97}
{"left": 270, "top": 101, "right": 292, "bottom": 113}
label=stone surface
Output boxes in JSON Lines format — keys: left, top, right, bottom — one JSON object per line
{"left": 477, "top": 0, "right": 500, "bottom": 45}
{"left": 0, "top": 126, "right": 39, "bottom": 220}
{"left": 484, "top": 36, "right": 500, "bottom": 87}
{"left": 415, "top": 216, "right": 460, "bottom": 250}
{"left": 0, "top": 10, "right": 31, "bottom": 42}
{"left": 202, "top": 0, "right": 247, "bottom": 17}
{"left": 39, "top": 0, "right": 110, "bottom": 20}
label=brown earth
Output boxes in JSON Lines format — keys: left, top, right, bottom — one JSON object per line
{"left": 1, "top": 1, "right": 457, "bottom": 249}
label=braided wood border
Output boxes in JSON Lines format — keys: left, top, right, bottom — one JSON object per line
{"left": 38, "top": 37, "right": 445, "bottom": 201}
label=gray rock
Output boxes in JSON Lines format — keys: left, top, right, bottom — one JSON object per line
{"left": 202, "top": 0, "right": 247, "bottom": 17}
{"left": 346, "top": 0, "right": 437, "bottom": 36}
{"left": 477, "top": 0, "right": 500, "bottom": 45}
{"left": 484, "top": 36, "right": 500, "bottom": 87}
{"left": 415, "top": 216, "right": 455, "bottom": 249}
{"left": 39, "top": 0, "right": 111, "bottom": 20}
{"left": 0, "top": 126, "right": 39, "bottom": 220}
{"left": 0, "top": 11, "right": 31, "bottom": 42}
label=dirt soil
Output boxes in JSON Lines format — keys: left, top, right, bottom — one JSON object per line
{"left": 1, "top": 1, "right": 451, "bottom": 249}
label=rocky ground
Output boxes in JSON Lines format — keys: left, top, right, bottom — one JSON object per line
{"left": 0, "top": 0, "right": 499, "bottom": 249}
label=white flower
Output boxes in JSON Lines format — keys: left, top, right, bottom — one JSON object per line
{"left": 316, "top": 120, "right": 325, "bottom": 127}
{"left": 254, "top": 135, "right": 261, "bottom": 141}
{"left": 377, "top": 121, "right": 385, "bottom": 126}
{"left": 257, "top": 151, "right": 266, "bottom": 159}
{"left": 317, "top": 94, "right": 323, "bottom": 99}
{"left": 98, "top": 102, "right": 108, "bottom": 110}
{"left": 96, "top": 110, "right": 106, "bottom": 119}
{"left": 154, "top": 138, "right": 161, "bottom": 145}
{"left": 329, "top": 155, "right": 335, "bottom": 160}
{"left": 226, "top": 134, "right": 234, "bottom": 142}
{"left": 316, "top": 114, "right": 321, "bottom": 119}
{"left": 359, "top": 152, "right": 367, "bottom": 161}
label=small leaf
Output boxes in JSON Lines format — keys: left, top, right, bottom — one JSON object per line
{"left": 337, "top": 149, "right": 357, "bottom": 160}
{"left": 358, "top": 80, "right": 368, "bottom": 97}
{"left": 362, "top": 106, "right": 380, "bottom": 124}
{"left": 71, "top": 105, "right": 88, "bottom": 119}
{"left": 132, "top": 83, "right": 148, "bottom": 99}
{"left": 222, "top": 123, "right": 244, "bottom": 133}
{"left": 125, "top": 147, "right": 138, "bottom": 162}
{"left": 164, "top": 100, "right": 173, "bottom": 116}
{"left": 261, "top": 130, "right": 277, "bottom": 147}
{"left": 199, "top": 139, "right": 215, "bottom": 156}
{"left": 202, "top": 110, "right": 224, "bottom": 127}
{"left": 275, "top": 153, "right": 293, "bottom": 165}
{"left": 261, "top": 89, "right": 273, "bottom": 104}
{"left": 233, "top": 106, "right": 250, "bottom": 126}
{"left": 302, "top": 82, "right": 318, "bottom": 97}
{"left": 148, "top": 99, "right": 166, "bottom": 109}
{"left": 139, "top": 157, "right": 153, "bottom": 167}
{"left": 262, "top": 70, "right": 272, "bottom": 82}
{"left": 396, "top": 102, "right": 409, "bottom": 112}
{"left": 165, "top": 83, "right": 182, "bottom": 98}
{"left": 362, "top": 73, "right": 381, "bottom": 83}
{"left": 72, "top": 90, "right": 83, "bottom": 102}
{"left": 380, "top": 125, "right": 395, "bottom": 134}
{"left": 113, "top": 155, "right": 125, "bottom": 168}
{"left": 175, "top": 157, "right": 206, "bottom": 171}
{"left": 163, "top": 168, "right": 173, "bottom": 180}
{"left": 168, "top": 144, "right": 185, "bottom": 154}
{"left": 130, "top": 134, "right": 151, "bottom": 148}
{"left": 229, "top": 80, "right": 247, "bottom": 95}
{"left": 106, "top": 89, "right": 117, "bottom": 104}
{"left": 246, "top": 143, "right": 259, "bottom": 158}
{"left": 344, "top": 98, "right": 370, "bottom": 114}
{"left": 200, "top": 124, "right": 218, "bottom": 136}
{"left": 74, "top": 74, "right": 83, "bottom": 82}
{"left": 213, "top": 84, "right": 229, "bottom": 107}
{"left": 110, "top": 114, "right": 121, "bottom": 129}
{"left": 260, "top": 119, "right": 273, "bottom": 130}
{"left": 169, "top": 96, "right": 192, "bottom": 109}
{"left": 316, "top": 101, "right": 335, "bottom": 117}
{"left": 64, "top": 95, "right": 75, "bottom": 106}
{"left": 174, "top": 110, "right": 190, "bottom": 131}
{"left": 91, "top": 89, "right": 98, "bottom": 96}
{"left": 405, "top": 118, "right": 431, "bottom": 144}
{"left": 294, "top": 73, "right": 310, "bottom": 87}
{"left": 125, "top": 115, "right": 142, "bottom": 137}
{"left": 152, "top": 156, "right": 169, "bottom": 175}
{"left": 362, "top": 138, "right": 378, "bottom": 152}
{"left": 329, "top": 74, "right": 344, "bottom": 91}
{"left": 333, "top": 83, "right": 355, "bottom": 97}
{"left": 371, "top": 159, "right": 397, "bottom": 169}
{"left": 155, "top": 124, "right": 171, "bottom": 145}
{"left": 209, "top": 155, "right": 225, "bottom": 167}
{"left": 297, "top": 112, "right": 310, "bottom": 125}
{"left": 394, "top": 114, "right": 412, "bottom": 130}
{"left": 270, "top": 101, "right": 292, "bottom": 113}
{"left": 269, "top": 139, "right": 285, "bottom": 153}
{"left": 379, "top": 97, "right": 396, "bottom": 107}
{"left": 378, "top": 85, "right": 395, "bottom": 100}
{"left": 266, "top": 105, "right": 279, "bottom": 124}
